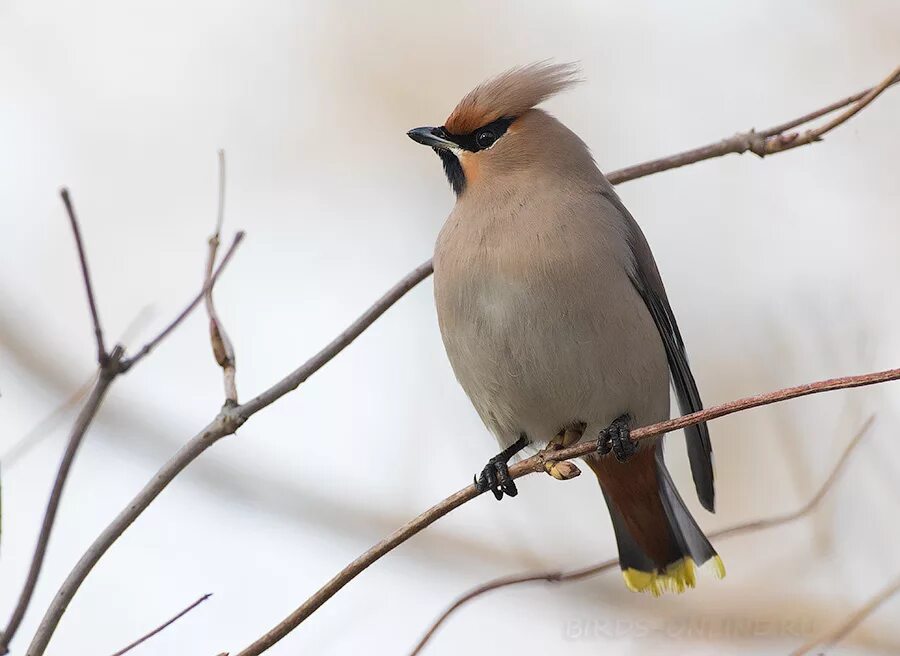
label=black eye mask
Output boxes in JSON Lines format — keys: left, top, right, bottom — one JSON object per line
{"left": 437, "top": 117, "right": 514, "bottom": 153}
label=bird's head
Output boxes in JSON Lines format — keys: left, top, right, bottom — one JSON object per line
{"left": 407, "top": 62, "right": 581, "bottom": 196}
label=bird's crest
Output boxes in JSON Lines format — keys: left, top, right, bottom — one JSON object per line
{"left": 444, "top": 62, "right": 580, "bottom": 135}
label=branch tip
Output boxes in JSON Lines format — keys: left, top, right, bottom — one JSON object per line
{"left": 60, "top": 187, "right": 108, "bottom": 365}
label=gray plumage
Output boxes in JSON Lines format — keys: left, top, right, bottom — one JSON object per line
{"left": 602, "top": 189, "right": 715, "bottom": 511}
{"left": 411, "top": 63, "right": 720, "bottom": 592}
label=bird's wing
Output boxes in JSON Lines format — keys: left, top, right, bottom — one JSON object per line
{"left": 599, "top": 190, "right": 715, "bottom": 512}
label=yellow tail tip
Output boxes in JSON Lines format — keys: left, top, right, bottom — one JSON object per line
{"left": 622, "top": 556, "right": 725, "bottom": 596}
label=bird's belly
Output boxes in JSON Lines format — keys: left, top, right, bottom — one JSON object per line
{"left": 437, "top": 269, "right": 670, "bottom": 449}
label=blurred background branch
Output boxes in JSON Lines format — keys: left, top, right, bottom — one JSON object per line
{"left": 791, "top": 573, "right": 900, "bottom": 655}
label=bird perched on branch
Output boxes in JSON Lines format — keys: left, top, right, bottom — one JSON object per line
{"left": 408, "top": 62, "right": 724, "bottom": 595}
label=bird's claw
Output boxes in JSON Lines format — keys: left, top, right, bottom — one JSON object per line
{"left": 474, "top": 433, "right": 528, "bottom": 500}
{"left": 475, "top": 457, "right": 518, "bottom": 500}
{"left": 597, "top": 414, "right": 635, "bottom": 463}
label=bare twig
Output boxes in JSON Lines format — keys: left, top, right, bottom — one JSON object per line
{"left": 25, "top": 412, "right": 241, "bottom": 656}
{"left": 23, "top": 68, "right": 899, "bottom": 656}
{"left": 790, "top": 573, "right": 900, "bottom": 655}
{"left": 0, "top": 353, "right": 122, "bottom": 655}
{"left": 60, "top": 189, "right": 108, "bottom": 364}
{"left": 109, "top": 594, "right": 212, "bottom": 656}
{"left": 120, "top": 231, "right": 245, "bottom": 371}
{"left": 410, "top": 416, "right": 875, "bottom": 654}
{"left": 205, "top": 150, "right": 238, "bottom": 404}
{"left": 0, "top": 197, "right": 244, "bottom": 656}
{"left": 764, "top": 64, "right": 900, "bottom": 154}
{"left": 0, "top": 187, "right": 125, "bottom": 655}
{"left": 236, "top": 258, "right": 435, "bottom": 417}
{"left": 761, "top": 83, "right": 898, "bottom": 137}
{"left": 214, "top": 148, "right": 226, "bottom": 237}
{"left": 607, "top": 64, "right": 900, "bottom": 183}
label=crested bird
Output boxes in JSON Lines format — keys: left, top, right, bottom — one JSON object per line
{"left": 408, "top": 63, "right": 724, "bottom": 594}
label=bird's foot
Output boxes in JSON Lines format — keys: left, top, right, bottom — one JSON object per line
{"left": 597, "top": 414, "right": 636, "bottom": 463}
{"left": 544, "top": 424, "right": 584, "bottom": 480}
{"left": 475, "top": 434, "right": 529, "bottom": 500}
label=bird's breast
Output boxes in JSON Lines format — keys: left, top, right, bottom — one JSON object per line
{"left": 432, "top": 184, "right": 670, "bottom": 445}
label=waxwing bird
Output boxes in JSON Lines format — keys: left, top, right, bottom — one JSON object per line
{"left": 408, "top": 62, "right": 724, "bottom": 595}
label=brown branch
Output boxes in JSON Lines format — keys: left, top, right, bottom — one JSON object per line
{"left": 790, "top": 573, "right": 900, "bottom": 655}
{"left": 120, "top": 231, "right": 244, "bottom": 371}
{"left": 0, "top": 195, "right": 244, "bottom": 656}
{"left": 60, "top": 189, "right": 108, "bottom": 365}
{"left": 516, "top": 368, "right": 899, "bottom": 472}
{"left": 205, "top": 150, "right": 238, "bottom": 404}
{"left": 233, "top": 372, "right": 896, "bottom": 656}
{"left": 109, "top": 594, "right": 211, "bottom": 656}
{"left": 22, "top": 67, "right": 899, "bottom": 656}
{"left": 0, "top": 185, "right": 127, "bottom": 654}
{"left": 765, "top": 64, "right": 900, "bottom": 154}
{"left": 410, "top": 416, "right": 875, "bottom": 654}
{"left": 607, "top": 64, "right": 900, "bottom": 184}
{"left": 0, "top": 350, "right": 122, "bottom": 655}
{"left": 236, "top": 258, "right": 435, "bottom": 417}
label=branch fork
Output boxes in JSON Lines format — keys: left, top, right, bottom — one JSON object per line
{"left": 0, "top": 186, "right": 244, "bottom": 656}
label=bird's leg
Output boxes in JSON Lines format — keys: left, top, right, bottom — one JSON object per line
{"left": 475, "top": 433, "right": 529, "bottom": 500}
{"left": 597, "top": 414, "right": 636, "bottom": 463}
{"left": 544, "top": 424, "right": 584, "bottom": 480}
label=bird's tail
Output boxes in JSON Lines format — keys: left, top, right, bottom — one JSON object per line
{"left": 585, "top": 442, "right": 725, "bottom": 596}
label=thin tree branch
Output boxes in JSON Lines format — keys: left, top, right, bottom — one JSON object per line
{"left": 60, "top": 189, "right": 108, "bottom": 365}
{"left": 22, "top": 67, "right": 899, "bottom": 656}
{"left": 760, "top": 81, "right": 898, "bottom": 137}
{"left": 236, "top": 258, "right": 435, "bottom": 417}
{"left": 233, "top": 372, "right": 896, "bottom": 656}
{"left": 120, "top": 231, "right": 245, "bottom": 371}
{"left": 214, "top": 148, "right": 226, "bottom": 238}
{"left": 607, "top": 64, "right": 900, "bottom": 184}
{"left": 410, "top": 416, "right": 875, "bottom": 654}
{"left": 766, "top": 64, "right": 900, "bottom": 154}
{"left": 790, "top": 573, "right": 900, "bottom": 656}
{"left": 109, "top": 593, "right": 212, "bottom": 656}
{"left": 205, "top": 150, "right": 238, "bottom": 404}
{"left": 24, "top": 412, "right": 240, "bottom": 656}
{"left": 0, "top": 196, "right": 244, "bottom": 656}
{"left": 0, "top": 352, "right": 122, "bottom": 655}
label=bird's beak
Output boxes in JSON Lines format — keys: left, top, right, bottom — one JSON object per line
{"left": 407, "top": 126, "right": 458, "bottom": 151}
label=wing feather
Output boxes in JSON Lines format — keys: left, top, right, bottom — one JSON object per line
{"left": 599, "top": 190, "right": 715, "bottom": 512}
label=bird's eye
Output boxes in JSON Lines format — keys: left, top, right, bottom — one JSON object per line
{"left": 475, "top": 129, "right": 496, "bottom": 149}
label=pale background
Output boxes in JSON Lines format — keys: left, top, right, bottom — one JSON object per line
{"left": 2, "top": 1, "right": 899, "bottom": 654}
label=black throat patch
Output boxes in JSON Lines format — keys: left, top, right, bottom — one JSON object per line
{"left": 437, "top": 149, "right": 466, "bottom": 195}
